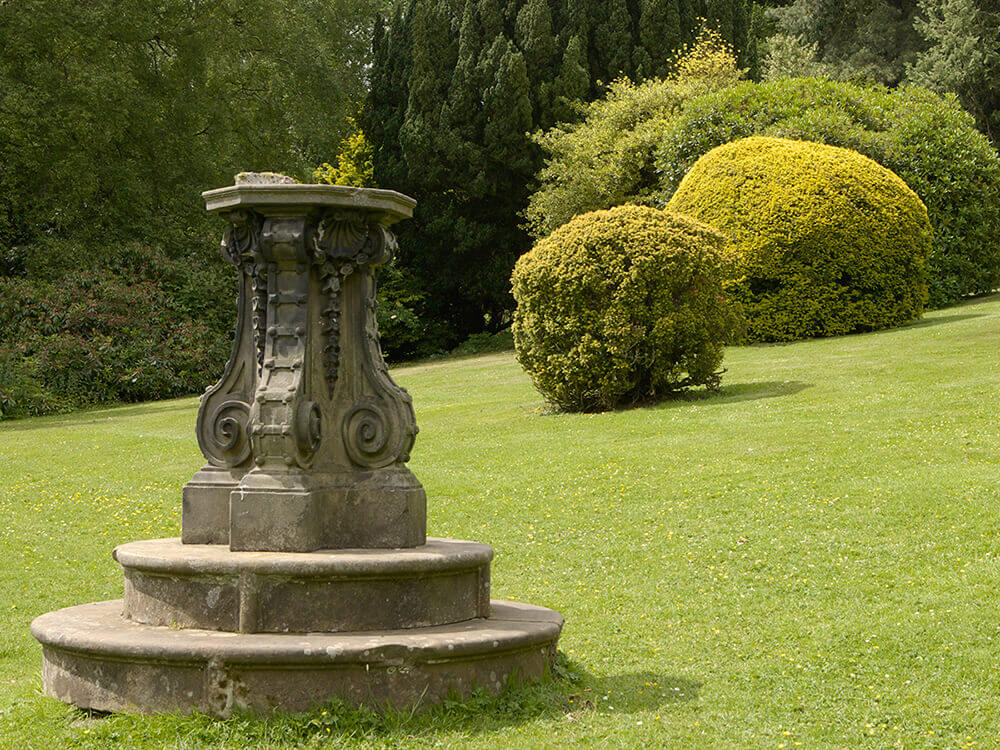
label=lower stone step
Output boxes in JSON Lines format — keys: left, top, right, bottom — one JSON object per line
{"left": 31, "top": 599, "right": 563, "bottom": 716}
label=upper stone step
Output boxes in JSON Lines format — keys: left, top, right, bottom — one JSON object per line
{"left": 116, "top": 537, "right": 492, "bottom": 634}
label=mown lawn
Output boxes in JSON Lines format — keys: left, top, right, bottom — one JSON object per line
{"left": 3, "top": 296, "right": 1000, "bottom": 749}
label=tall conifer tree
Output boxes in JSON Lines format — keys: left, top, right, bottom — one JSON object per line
{"left": 635, "top": 0, "right": 683, "bottom": 78}
{"left": 367, "top": 0, "right": 757, "bottom": 347}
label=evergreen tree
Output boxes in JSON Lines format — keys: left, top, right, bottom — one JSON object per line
{"left": 399, "top": 0, "right": 458, "bottom": 185}
{"left": 593, "top": 0, "right": 635, "bottom": 80}
{"left": 635, "top": 0, "right": 683, "bottom": 78}
{"left": 909, "top": 0, "right": 1000, "bottom": 141}
{"left": 479, "top": 0, "right": 506, "bottom": 38}
{"left": 367, "top": 6, "right": 412, "bottom": 192}
{"left": 444, "top": 0, "right": 486, "bottom": 151}
{"left": 515, "top": 0, "right": 560, "bottom": 123}
{"left": 482, "top": 39, "right": 535, "bottom": 180}
{"left": 366, "top": 0, "right": 754, "bottom": 348}
{"left": 551, "top": 34, "right": 591, "bottom": 122}
{"left": 678, "top": 0, "right": 698, "bottom": 40}
{"left": 745, "top": 1, "right": 766, "bottom": 79}
{"left": 704, "top": 0, "right": 736, "bottom": 42}
{"left": 768, "top": 0, "right": 923, "bottom": 85}
{"left": 516, "top": 0, "right": 559, "bottom": 81}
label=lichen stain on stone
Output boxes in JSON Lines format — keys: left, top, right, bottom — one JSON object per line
{"left": 206, "top": 586, "right": 222, "bottom": 608}
{"left": 234, "top": 171, "right": 298, "bottom": 185}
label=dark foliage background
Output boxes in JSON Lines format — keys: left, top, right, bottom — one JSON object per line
{"left": 0, "top": 0, "right": 379, "bottom": 416}
{"left": 2, "top": 0, "right": 996, "bottom": 416}
{"left": 364, "top": 0, "right": 767, "bottom": 358}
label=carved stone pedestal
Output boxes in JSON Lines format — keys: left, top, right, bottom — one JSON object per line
{"left": 185, "top": 185, "right": 425, "bottom": 552}
{"left": 31, "top": 180, "right": 563, "bottom": 715}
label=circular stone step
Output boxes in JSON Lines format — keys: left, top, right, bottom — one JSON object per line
{"left": 31, "top": 599, "right": 563, "bottom": 716}
{"left": 115, "top": 538, "right": 492, "bottom": 633}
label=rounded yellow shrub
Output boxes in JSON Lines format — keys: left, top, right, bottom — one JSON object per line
{"left": 511, "top": 205, "right": 739, "bottom": 412}
{"left": 667, "top": 136, "right": 931, "bottom": 342}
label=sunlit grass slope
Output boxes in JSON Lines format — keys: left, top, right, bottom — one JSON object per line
{"left": 2, "top": 296, "right": 1000, "bottom": 748}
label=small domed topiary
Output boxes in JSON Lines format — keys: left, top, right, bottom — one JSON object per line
{"left": 511, "top": 205, "right": 739, "bottom": 412}
{"left": 667, "top": 136, "right": 931, "bottom": 343}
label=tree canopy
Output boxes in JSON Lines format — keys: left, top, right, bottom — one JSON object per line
{"left": 366, "top": 0, "right": 762, "bottom": 348}
{"left": 0, "top": 0, "right": 380, "bottom": 272}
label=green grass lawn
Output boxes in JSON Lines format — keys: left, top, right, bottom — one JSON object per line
{"left": 3, "top": 296, "right": 1000, "bottom": 749}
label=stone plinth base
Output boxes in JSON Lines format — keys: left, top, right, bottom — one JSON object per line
{"left": 31, "top": 599, "right": 562, "bottom": 716}
{"left": 182, "top": 467, "right": 428, "bottom": 552}
{"left": 115, "top": 538, "right": 492, "bottom": 633}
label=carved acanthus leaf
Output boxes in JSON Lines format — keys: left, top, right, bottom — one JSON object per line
{"left": 221, "top": 210, "right": 263, "bottom": 266}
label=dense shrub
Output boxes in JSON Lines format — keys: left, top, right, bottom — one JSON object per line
{"left": 0, "top": 236, "right": 445, "bottom": 417}
{"left": 511, "top": 205, "right": 738, "bottom": 412}
{"left": 667, "top": 137, "right": 931, "bottom": 343}
{"left": 374, "top": 261, "right": 441, "bottom": 363}
{"left": 526, "top": 29, "right": 746, "bottom": 238}
{"left": 0, "top": 245, "right": 235, "bottom": 418}
{"left": 453, "top": 329, "right": 514, "bottom": 356}
{"left": 656, "top": 78, "right": 1000, "bottom": 308}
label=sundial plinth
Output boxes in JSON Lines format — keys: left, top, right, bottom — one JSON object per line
{"left": 30, "top": 182, "right": 563, "bottom": 715}
{"left": 184, "top": 183, "right": 426, "bottom": 552}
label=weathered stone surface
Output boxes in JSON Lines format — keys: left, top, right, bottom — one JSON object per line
{"left": 189, "top": 184, "right": 423, "bottom": 552}
{"left": 181, "top": 466, "right": 244, "bottom": 545}
{"left": 227, "top": 467, "right": 426, "bottom": 552}
{"left": 234, "top": 171, "right": 298, "bottom": 185}
{"left": 203, "top": 183, "right": 415, "bottom": 219}
{"left": 32, "top": 600, "right": 562, "bottom": 716}
{"left": 117, "top": 537, "right": 492, "bottom": 633}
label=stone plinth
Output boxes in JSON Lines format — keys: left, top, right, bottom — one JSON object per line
{"left": 31, "top": 178, "right": 563, "bottom": 715}
{"left": 116, "top": 537, "right": 492, "bottom": 633}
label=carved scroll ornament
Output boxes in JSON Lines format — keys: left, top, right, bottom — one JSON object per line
{"left": 196, "top": 203, "right": 417, "bottom": 473}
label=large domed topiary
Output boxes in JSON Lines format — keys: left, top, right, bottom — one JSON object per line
{"left": 511, "top": 205, "right": 739, "bottom": 412}
{"left": 667, "top": 136, "right": 931, "bottom": 343}
{"left": 654, "top": 78, "right": 1000, "bottom": 309}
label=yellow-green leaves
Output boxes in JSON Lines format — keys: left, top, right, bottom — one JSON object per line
{"left": 313, "top": 119, "right": 375, "bottom": 188}
{"left": 668, "top": 136, "right": 931, "bottom": 343}
{"left": 511, "top": 205, "right": 739, "bottom": 412}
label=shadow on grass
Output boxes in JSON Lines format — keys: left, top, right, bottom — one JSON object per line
{"left": 899, "top": 312, "right": 984, "bottom": 330}
{"left": 0, "top": 399, "right": 196, "bottom": 432}
{"left": 649, "top": 380, "right": 811, "bottom": 411}
{"left": 64, "top": 655, "right": 701, "bottom": 744}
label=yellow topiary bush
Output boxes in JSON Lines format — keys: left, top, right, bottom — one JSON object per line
{"left": 511, "top": 205, "right": 739, "bottom": 412}
{"left": 667, "top": 136, "right": 931, "bottom": 342}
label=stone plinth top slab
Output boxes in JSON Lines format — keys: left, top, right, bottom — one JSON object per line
{"left": 114, "top": 537, "right": 492, "bottom": 577}
{"left": 202, "top": 183, "right": 416, "bottom": 223}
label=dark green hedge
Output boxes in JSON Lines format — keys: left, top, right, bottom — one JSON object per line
{"left": 0, "top": 244, "right": 235, "bottom": 418}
